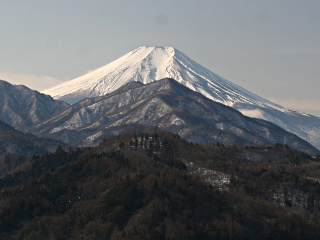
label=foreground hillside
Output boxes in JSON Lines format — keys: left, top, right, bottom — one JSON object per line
{"left": 0, "top": 131, "right": 320, "bottom": 239}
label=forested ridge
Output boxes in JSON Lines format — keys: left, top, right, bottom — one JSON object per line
{"left": 0, "top": 130, "right": 320, "bottom": 239}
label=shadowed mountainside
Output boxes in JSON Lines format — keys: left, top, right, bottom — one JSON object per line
{"left": 0, "top": 80, "right": 69, "bottom": 130}
{"left": 31, "top": 78, "right": 318, "bottom": 153}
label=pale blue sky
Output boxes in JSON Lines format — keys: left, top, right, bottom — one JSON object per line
{"left": 1, "top": 0, "right": 320, "bottom": 116}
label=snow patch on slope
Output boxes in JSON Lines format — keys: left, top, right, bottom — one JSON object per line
{"left": 239, "top": 109, "right": 265, "bottom": 119}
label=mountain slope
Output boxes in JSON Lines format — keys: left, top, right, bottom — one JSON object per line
{"left": 42, "top": 46, "right": 320, "bottom": 150}
{"left": 0, "top": 80, "right": 69, "bottom": 131}
{"left": 0, "top": 119, "right": 67, "bottom": 176}
{"left": 33, "top": 79, "right": 319, "bottom": 153}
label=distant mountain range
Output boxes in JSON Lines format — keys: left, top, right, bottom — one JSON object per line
{"left": 0, "top": 46, "right": 319, "bottom": 155}
{"left": 43, "top": 46, "right": 320, "bottom": 150}
{"left": 30, "top": 78, "right": 318, "bottom": 153}
{"left": 0, "top": 80, "right": 69, "bottom": 131}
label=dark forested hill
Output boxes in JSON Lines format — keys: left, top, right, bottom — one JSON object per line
{"left": 0, "top": 119, "right": 68, "bottom": 176}
{"left": 0, "top": 130, "right": 320, "bottom": 239}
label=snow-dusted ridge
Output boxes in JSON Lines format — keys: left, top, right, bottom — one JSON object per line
{"left": 0, "top": 79, "right": 69, "bottom": 130}
{"left": 43, "top": 46, "right": 320, "bottom": 150}
{"left": 34, "top": 78, "right": 319, "bottom": 153}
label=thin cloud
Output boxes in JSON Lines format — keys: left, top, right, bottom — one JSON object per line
{"left": 0, "top": 71, "right": 64, "bottom": 91}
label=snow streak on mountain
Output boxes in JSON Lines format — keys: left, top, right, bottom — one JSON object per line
{"left": 43, "top": 46, "right": 320, "bottom": 150}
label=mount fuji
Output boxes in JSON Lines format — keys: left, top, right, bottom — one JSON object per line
{"left": 43, "top": 46, "right": 320, "bottom": 150}
{"left": 43, "top": 46, "right": 279, "bottom": 108}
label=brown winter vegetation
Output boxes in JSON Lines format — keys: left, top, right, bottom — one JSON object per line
{"left": 0, "top": 130, "right": 319, "bottom": 239}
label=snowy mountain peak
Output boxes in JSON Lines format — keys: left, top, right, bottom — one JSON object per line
{"left": 137, "top": 45, "right": 175, "bottom": 52}
{"left": 42, "top": 46, "right": 176, "bottom": 104}
{"left": 42, "top": 45, "right": 280, "bottom": 110}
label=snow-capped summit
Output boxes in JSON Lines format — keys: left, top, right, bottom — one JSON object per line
{"left": 43, "top": 46, "right": 320, "bottom": 150}
{"left": 43, "top": 46, "right": 281, "bottom": 109}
